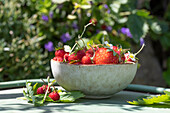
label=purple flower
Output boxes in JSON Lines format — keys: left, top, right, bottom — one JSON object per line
{"left": 49, "top": 12, "right": 53, "bottom": 18}
{"left": 104, "top": 4, "right": 109, "bottom": 9}
{"left": 120, "top": 27, "right": 132, "bottom": 38}
{"left": 72, "top": 23, "right": 78, "bottom": 29}
{"left": 60, "top": 32, "right": 71, "bottom": 43}
{"left": 42, "top": 15, "right": 49, "bottom": 22}
{"left": 107, "top": 9, "right": 111, "bottom": 14}
{"left": 140, "top": 38, "right": 145, "bottom": 46}
{"left": 106, "top": 26, "right": 112, "bottom": 32}
{"left": 44, "top": 41, "right": 54, "bottom": 52}
{"left": 103, "top": 4, "right": 110, "bottom": 13}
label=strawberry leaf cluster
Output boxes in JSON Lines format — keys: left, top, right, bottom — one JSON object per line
{"left": 22, "top": 78, "right": 85, "bottom": 107}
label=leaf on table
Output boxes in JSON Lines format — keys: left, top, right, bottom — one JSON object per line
{"left": 59, "top": 91, "right": 85, "bottom": 103}
{"left": 25, "top": 81, "right": 44, "bottom": 107}
{"left": 127, "top": 93, "right": 170, "bottom": 105}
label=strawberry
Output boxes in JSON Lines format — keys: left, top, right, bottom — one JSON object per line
{"left": 121, "top": 56, "right": 125, "bottom": 63}
{"left": 55, "top": 49, "right": 65, "bottom": 58}
{"left": 49, "top": 91, "right": 60, "bottom": 101}
{"left": 64, "top": 52, "right": 69, "bottom": 61}
{"left": 85, "top": 48, "right": 94, "bottom": 57}
{"left": 37, "top": 87, "right": 44, "bottom": 94}
{"left": 42, "top": 85, "right": 51, "bottom": 94}
{"left": 81, "top": 56, "right": 92, "bottom": 64}
{"left": 112, "top": 46, "right": 118, "bottom": 51}
{"left": 68, "top": 53, "right": 79, "bottom": 62}
{"left": 89, "top": 18, "right": 97, "bottom": 25}
{"left": 93, "top": 47, "right": 119, "bottom": 64}
{"left": 53, "top": 56, "right": 63, "bottom": 62}
{"left": 76, "top": 50, "right": 86, "bottom": 60}
{"left": 116, "top": 50, "right": 121, "bottom": 56}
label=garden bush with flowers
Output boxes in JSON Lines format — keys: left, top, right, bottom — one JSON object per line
{"left": 0, "top": 0, "right": 169, "bottom": 83}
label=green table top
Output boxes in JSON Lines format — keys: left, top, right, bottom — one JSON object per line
{"left": 0, "top": 86, "right": 170, "bottom": 113}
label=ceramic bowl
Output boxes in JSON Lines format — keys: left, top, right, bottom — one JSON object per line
{"left": 51, "top": 59, "right": 138, "bottom": 99}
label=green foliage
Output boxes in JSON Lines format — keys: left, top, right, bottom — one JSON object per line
{"left": 127, "top": 14, "right": 148, "bottom": 43}
{"left": 0, "top": 0, "right": 169, "bottom": 82}
{"left": 23, "top": 81, "right": 85, "bottom": 107}
{"left": 127, "top": 91, "right": 170, "bottom": 107}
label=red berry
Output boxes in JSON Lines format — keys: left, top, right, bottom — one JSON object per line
{"left": 55, "top": 49, "right": 65, "bottom": 58}
{"left": 86, "top": 48, "right": 94, "bottom": 57}
{"left": 49, "top": 91, "right": 60, "bottom": 101}
{"left": 37, "top": 87, "right": 44, "bottom": 94}
{"left": 64, "top": 52, "right": 69, "bottom": 61}
{"left": 112, "top": 46, "right": 118, "bottom": 51}
{"left": 68, "top": 53, "right": 78, "bottom": 62}
{"left": 116, "top": 50, "right": 121, "bottom": 56}
{"left": 81, "top": 56, "right": 92, "bottom": 64}
{"left": 89, "top": 18, "right": 97, "bottom": 25}
{"left": 93, "top": 47, "right": 119, "bottom": 64}
{"left": 42, "top": 85, "right": 51, "bottom": 94}
{"left": 53, "top": 56, "right": 64, "bottom": 62}
{"left": 121, "top": 56, "right": 125, "bottom": 63}
{"left": 77, "top": 50, "right": 86, "bottom": 60}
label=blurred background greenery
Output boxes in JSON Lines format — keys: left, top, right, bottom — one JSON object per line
{"left": 0, "top": 0, "right": 170, "bottom": 86}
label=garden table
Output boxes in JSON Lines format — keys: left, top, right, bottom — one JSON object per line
{"left": 0, "top": 79, "right": 170, "bottom": 113}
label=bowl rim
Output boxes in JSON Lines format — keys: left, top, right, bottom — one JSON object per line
{"left": 51, "top": 59, "right": 138, "bottom": 67}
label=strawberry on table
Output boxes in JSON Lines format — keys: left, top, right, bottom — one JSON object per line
{"left": 37, "top": 87, "right": 44, "bottom": 94}
{"left": 49, "top": 91, "right": 60, "bottom": 101}
{"left": 42, "top": 85, "right": 51, "bottom": 94}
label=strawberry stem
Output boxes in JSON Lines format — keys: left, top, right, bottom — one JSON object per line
{"left": 52, "top": 86, "right": 57, "bottom": 92}
{"left": 70, "top": 43, "right": 77, "bottom": 54}
{"left": 79, "top": 22, "right": 92, "bottom": 39}
{"left": 41, "top": 78, "right": 46, "bottom": 85}
{"left": 42, "top": 76, "right": 50, "bottom": 103}
{"left": 89, "top": 44, "right": 96, "bottom": 62}
{"left": 134, "top": 44, "right": 145, "bottom": 56}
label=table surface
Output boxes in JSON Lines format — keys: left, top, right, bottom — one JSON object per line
{"left": 1, "top": 86, "right": 170, "bottom": 113}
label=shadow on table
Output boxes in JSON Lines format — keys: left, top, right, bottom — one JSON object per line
{"left": 0, "top": 93, "right": 23, "bottom": 99}
{"left": 0, "top": 91, "right": 169, "bottom": 112}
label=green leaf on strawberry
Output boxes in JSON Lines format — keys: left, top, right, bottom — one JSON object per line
{"left": 113, "top": 50, "right": 117, "bottom": 56}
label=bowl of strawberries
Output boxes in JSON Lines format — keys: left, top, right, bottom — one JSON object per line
{"left": 51, "top": 40, "right": 144, "bottom": 99}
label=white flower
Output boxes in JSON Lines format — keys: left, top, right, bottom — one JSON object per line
{"left": 104, "top": 41, "right": 113, "bottom": 49}
{"left": 128, "top": 51, "right": 136, "bottom": 61}
{"left": 64, "top": 45, "right": 71, "bottom": 53}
